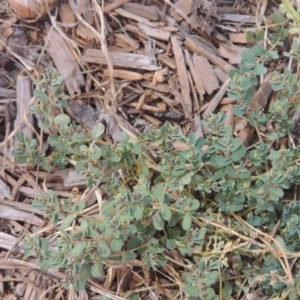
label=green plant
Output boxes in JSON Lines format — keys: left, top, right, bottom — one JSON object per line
{"left": 14, "top": 1, "right": 300, "bottom": 298}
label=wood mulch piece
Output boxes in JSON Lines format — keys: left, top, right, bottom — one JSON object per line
{"left": 0, "top": 0, "right": 270, "bottom": 298}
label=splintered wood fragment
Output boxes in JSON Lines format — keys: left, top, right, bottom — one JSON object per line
{"left": 136, "top": 93, "right": 146, "bottom": 110}
{"left": 142, "top": 114, "right": 162, "bottom": 127}
{"left": 218, "top": 44, "right": 244, "bottom": 64}
{"left": 103, "top": 69, "right": 149, "bottom": 81}
{"left": 233, "top": 116, "right": 248, "bottom": 136}
{"left": 81, "top": 49, "right": 160, "bottom": 71}
{"left": 193, "top": 55, "right": 219, "bottom": 95}
{"left": 157, "top": 54, "right": 177, "bottom": 69}
{"left": 184, "top": 50, "right": 205, "bottom": 100}
{"left": 53, "top": 168, "right": 87, "bottom": 188}
{"left": 229, "top": 33, "right": 248, "bottom": 44}
{"left": 0, "top": 204, "right": 45, "bottom": 226}
{"left": 0, "top": 88, "right": 16, "bottom": 97}
{"left": 238, "top": 127, "right": 255, "bottom": 145}
{"left": 124, "top": 24, "right": 168, "bottom": 51}
{"left": 122, "top": 3, "right": 160, "bottom": 21}
{"left": 0, "top": 178, "right": 13, "bottom": 200}
{"left": 202, "top": 78, "right": 231, "bottom": 119}
{"left": 127, "top": 102, "right": 165, "bottom": 113}
{"left": 58, "top": 3, "right": 76, "bottom": 24}
{"left": 221, "top": 14, "right": 256, "bottom": 24}
{"left": 115, "top": 34, "right": 140, "bottom": 49}
{"left": 14, "top": 76, "right": 34, "bottom": 140}
{"left": 104, "top": 0, "right": 131, "bottom": 13}
{"left": 171, "top": 35, "right": 192, "bottom": 114}
{"left": 0, "top": 199, "right": 43, "bottom": 215}
{"left": 0, "top": 17, "right": 17, "bottom": 32}
{"left": 168, "top": 0, "right": 193, "bottom": 21}
{"left": 240, "top": 73, "right": 273, "bottom": 144}
{"left": 251, "top": 72, "right": 273, "bottom": 111}
{"left": 138, "top": 23, "right": 171, "bottom": 41}
{"left": 76, "top": 24, "right": 100, "bottom": 42}
{"left": 184, "top": 35, "right": 234, "bottom": 74}
{"left": 220, "top": 104, "right": 234, "bottom": 132}
{"left": 0, "top": 232, "right": 23, "bottom": 252}
{"left": 114, "top": 8, "right": 159, "bottom": 26}
{"left": 141, "top": 81, "right": 170, "bottom": 93}
{"left": 193, "top": 114, "right": 203, "bottom": 138}
{"left": 213, "top": 66, "right": 229, "bottom": 83}
{"left": 66, "top": 100, "right": 99, "bottom": 131}
{"left": 44, "top": 23, "right": 85, "bottom": 96}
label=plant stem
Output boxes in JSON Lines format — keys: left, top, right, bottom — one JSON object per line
{"left": 281, "top": 0, "right": 300, "bottom": 21}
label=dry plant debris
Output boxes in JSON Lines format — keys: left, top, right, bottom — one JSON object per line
{"left": 1, "top": 0, "right": 299, "bottom": 299}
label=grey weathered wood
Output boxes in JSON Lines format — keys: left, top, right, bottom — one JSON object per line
{"left": 44, "top": 23, "right": 85, "bottom": 96}
{"left": 81, "top": 49, "right": 161, "bottom": 71}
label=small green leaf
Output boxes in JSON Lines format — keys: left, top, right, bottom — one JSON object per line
{"left": 110, "top": 239, "right": 123, "bottom": 252}
{"left": 178, "top": 173, "right": 192, "bottom": 185}
{"left": 233, "top": 106, "right": 247, "bottom": 116}
{"left": 231, "top": 145, "right": 246, "bottom": 162}
{"left": 92, "top": 262, "right": 103, "bottom": 278}
{"left": 254, "top": 63, "right": 268, "bottom": 75}
{"left": 245, "top": 31, "right": 254, "bottom": 43}
{"left": 38, "top": 116, "right": 52, "bottom": 129}
{"left": 256, "top": 30, "right": 265, "bottom": 41}
{"left": 153, "top": 212, "right": 164, "bottom": 230}
{"left": 272, "top": 12, "right": 285, "bottom": 23}
{"left": 79, "top": 263, "right": 91, "bottom": 280}
{"left": 61, "top": 214, "right": 74, "bottom": 229}
{"left": 71, "top": 242, "right": 86, "bottom": 257}
{"left": 161, "top": 203, "right": 172, "bottom": 221}
{"left": 72, "top": 201, "right": 85, "bottom": 213}
{"left": 34, "top": 90, "right": 49, "bottom": 102}
{"left": 122, "top": 251, "right": 137, "bottom": 261}
{"left": 251, "top": 45, "right": 266, "bottom": 56}
{"left": 182, "top": 213, "right": 192, "bottom": 230}
{"left": 92, "top": 123, "right": 105, "bottom": 139}
{"left": 54, "top": 114, "right": 70, "bottom": 125}
{"left": 184, "top": 284, "right": 199, "bottom": 297}
{"left": 98, "top": 240, "right": 111, "bottom": 257}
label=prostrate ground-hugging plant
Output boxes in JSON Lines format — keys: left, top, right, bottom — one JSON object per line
{"left": 13, "top": 1, "right": 300, "bottom": 299}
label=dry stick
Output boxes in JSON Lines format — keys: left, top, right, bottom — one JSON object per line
{"left": 103, "top": 0, "right": 131, "bottom": 13}
{"left": 163, "top": 0, "right": 190, "bottom": 24}
{"left": 202, "top": 78, "right": 231, "bottom": 119}
{"left": 69, "top": 0, "right": 115, "bottom": 109}
{"left": 91, "top": 0, "right": 116, "bottom": 110}
{"left": 230, "top": 213, "right": 294, "bottom": 286}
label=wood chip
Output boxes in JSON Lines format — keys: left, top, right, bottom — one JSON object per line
{"left": 104, "top": 0, "right": 132, "bottom": 13}
{"left": 0, "top": 177, "right": 13, "bottom": 200}
{"left": 44, "top": 23, "right": 85, "bottom": 96}
{"left": 168, "top": 0, "right": 193, "bottom": 21}
{"left": 193, "top": 54, "right": 219, "bottom": 95}
{"left": 171, "top": 35, "right": 192, "bottom": 114}
{"left": 76, "top": 24, "right": 100, "bottom": 42}
{"left": 229, "top": 33, "right": 248, "bottom": 44}
{"left": 122, "top": 3, "right": 160, "bottom": 21}
{"left": 221, "top": 14, "right": 256, "bottom": 24}
{"left": 184, "top": 34, "right": 234, "bottom": 74}
{"left": 138, "top": 23, "right": 172, "bottom": 41}
{"left": 141, "top": 81, "right": 170, "bottom": 93}
{"left": 184, "top": 50, "right": 205, "bottom": 100}
{"left": 81, "top": 49, "right": 160, "bottom": 71}
{"left": 0, "top": 204, "right": 45, "bottom": 226}
{"left": 14, "top": 76, "right": 34, "bottom": 140}
{"left": 103, "top": 69, "right": 151, "bottom": 81}
{"left": 202, "top": 78, "right": 231, "bottom": 119}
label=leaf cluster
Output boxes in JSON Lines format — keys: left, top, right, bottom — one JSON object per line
{"left": 15, "top": 4, "right": 300, "bottom": 297}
